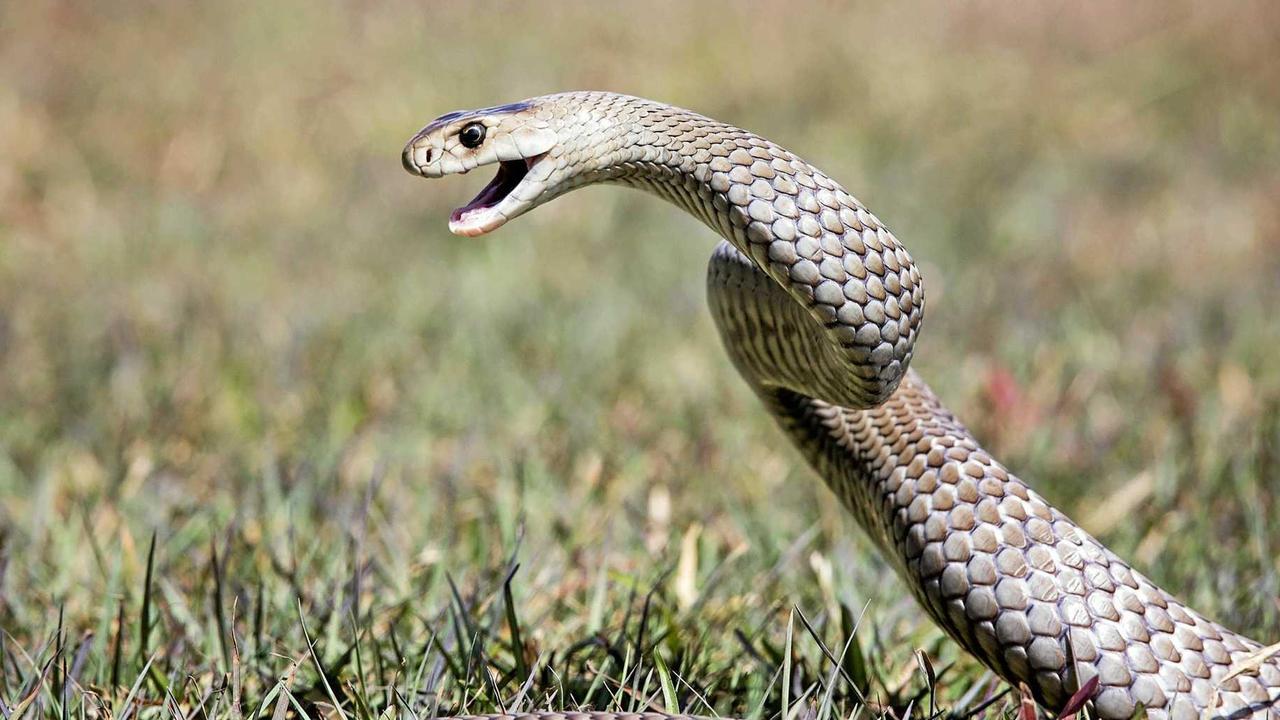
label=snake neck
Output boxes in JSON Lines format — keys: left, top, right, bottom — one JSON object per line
{"left": 544, "top": 92, "right": 926, "bottom": 408}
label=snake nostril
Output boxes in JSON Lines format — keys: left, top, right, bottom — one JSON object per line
{"left": 402, "top": 145, "right": 433, "bottom": 175}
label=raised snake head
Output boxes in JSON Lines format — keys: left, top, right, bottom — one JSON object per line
{"left": 402, "top": 91, "right": 703, "bottom": 237}
{"left": 401, "top": 96, "right": 580, "bottom": 237}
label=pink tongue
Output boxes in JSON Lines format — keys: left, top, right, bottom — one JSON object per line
{"left": 450, "top": 204, "right": 486, "bottom": 223}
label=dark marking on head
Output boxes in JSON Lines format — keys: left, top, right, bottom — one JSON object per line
{"left": 430, "top": 110, "right": 469, "bottom": 125}
{"left": 416, "top": 100, "right": 536, "bottom": 136}
{"left": 486, "top": 101, "right": 534, "bottom": 115}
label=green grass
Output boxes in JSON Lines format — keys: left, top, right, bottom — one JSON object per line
{"left": 2, "top": 2, "right": 1279, "bottom": 719}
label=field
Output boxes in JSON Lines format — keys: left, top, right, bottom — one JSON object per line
{"left": 2, "top": 2, "right": 1278, "bottom": 718}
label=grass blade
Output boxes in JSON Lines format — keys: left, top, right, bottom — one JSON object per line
{"left": 139, "top": 532, "right": 157, "bottom": 663}
{"left": 298, "top": 600, "right": 350, "bottom": 720}
{"left": 653, "top": 650, "right": 679, "bottom": 715}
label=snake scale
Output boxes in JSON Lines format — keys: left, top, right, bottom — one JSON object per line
{"left": 402, "top": 92, "right": 1280, "bottom": 719}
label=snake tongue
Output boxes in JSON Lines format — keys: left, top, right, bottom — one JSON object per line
{"left": 449, "top": 159, "right": 529, "bottom": 235}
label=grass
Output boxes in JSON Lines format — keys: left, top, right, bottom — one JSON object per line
{"left": 1, "top": 2, "right": 1278, "bottom": 719}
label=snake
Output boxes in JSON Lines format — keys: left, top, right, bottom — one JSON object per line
{"left": 401, "top": 91, "right": 1280, "bottom": 719}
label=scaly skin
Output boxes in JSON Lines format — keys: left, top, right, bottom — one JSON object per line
{"left": 403, "top": 91, "right": 1280, "bottom": 719}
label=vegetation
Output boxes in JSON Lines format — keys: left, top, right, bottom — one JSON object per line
{"left": 1, "top": 3, "right": 1277, "bottom": 718}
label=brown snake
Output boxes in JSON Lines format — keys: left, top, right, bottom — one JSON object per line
{"left": 402, "top": 92, "right": 1280, "bottom": 719}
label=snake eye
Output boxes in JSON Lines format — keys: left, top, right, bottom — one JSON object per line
{"left": 458, "top": 122, "right": 486, "bottom": 149}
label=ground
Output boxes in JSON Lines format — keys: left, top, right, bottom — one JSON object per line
{"left": 1, "top": 3, "right": 1278, "bottom": 719}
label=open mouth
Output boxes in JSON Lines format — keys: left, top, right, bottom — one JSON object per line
{"left": 448, "top": 156, "right": 540, "bottom": 236}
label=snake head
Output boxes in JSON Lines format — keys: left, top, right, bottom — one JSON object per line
{"left": 402, "top": 99, "right": 559, "bottom": 237}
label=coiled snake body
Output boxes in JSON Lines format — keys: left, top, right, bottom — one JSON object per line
{"left": 403, "top": 92, "right": 1280, "bottom": 719}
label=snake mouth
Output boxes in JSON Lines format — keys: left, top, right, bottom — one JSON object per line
{"left": 448, "top": 156, "right": 542, "bottom": 237}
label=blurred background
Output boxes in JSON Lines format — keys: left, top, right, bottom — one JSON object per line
{"left": 1, "top": 1, "right": 1278, "bottom": 716}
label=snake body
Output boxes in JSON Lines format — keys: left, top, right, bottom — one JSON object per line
{"left": 403, "top": 92, "right": 1280, "bottom": 719}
